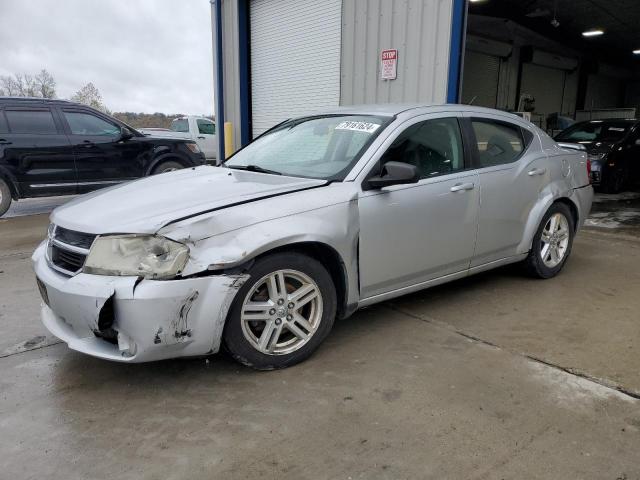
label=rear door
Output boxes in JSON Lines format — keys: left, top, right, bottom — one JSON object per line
{"left": 1, "top": 105, "right": 76, "bottom": 196}
{"left": 59, "top": 108, "right": 146, "bottom": 193}
{"left": 462, "top": 114, "right": 546, "bottom": 267}
{"left": 194, "top": 118, "right": 216, "bottom": 159}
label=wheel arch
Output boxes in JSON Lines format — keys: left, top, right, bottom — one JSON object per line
{"left": 0, "top": 166, "right": 20, "bottom": 199}
{"left": 240, "top": 241, "right": 350, "bottom": 320}
{"left": 147, "top": 153, "right": 191, "bottom": 175}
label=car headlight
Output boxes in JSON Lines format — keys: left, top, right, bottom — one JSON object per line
{"left": 185, "top": 142, "right": 201, "bottom": 154}
{"left": 83, "top": 235, "right": 189, "bottom": 279}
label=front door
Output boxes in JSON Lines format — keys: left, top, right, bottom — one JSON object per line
{"left": 2, "top": 106, "right": 76, "bottom": 196}
{"left": 59, "top": 108, "right": 145, "bottom": 193}
{"left": 358, "top": 116, "right": 480, "bottom": 299}
{"left": 195, "top": 118, "right": 216, "bottom": 160}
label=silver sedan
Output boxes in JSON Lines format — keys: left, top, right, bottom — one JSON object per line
{"left": 33, "top": 104, "right": 593, "bottom": 369}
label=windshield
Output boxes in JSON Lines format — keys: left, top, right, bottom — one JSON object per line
{"left": 556, "top": 121, "right": 633, "bottom": 143}
{"left": 171, "top": 118, "right": 189, "bottom": 133}
{"left": 224, "top": 115, "right": 390, "bottom": 180}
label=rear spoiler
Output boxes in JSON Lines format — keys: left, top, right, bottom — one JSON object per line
{"left": 557, "top": 142, "right": 586, "bottom": 152}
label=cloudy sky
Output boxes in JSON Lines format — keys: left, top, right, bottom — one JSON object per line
{"left": 0, "top": 0, "right": 214, "bottom": 114}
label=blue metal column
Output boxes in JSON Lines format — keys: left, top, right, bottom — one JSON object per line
{"left": 238, "top": 0, "right": 251, "bottom": 147}
{"left": 446, "top": 0, "right": 468, "bottom": 103}
{"left": 211, "top": 0, "right": 225, "bottom": 163}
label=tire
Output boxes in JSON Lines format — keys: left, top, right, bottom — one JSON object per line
{"left": 601, "top": 169, "right": 625, "bottom": 194}
{"left": 152, "top": 160, "right": 185, "bottom": 175}
{"left": 524, "top": 202, "right": 575, "bottom": 279}
{"left": 0, "top": 178, "right": 12, "bottom": 217}
{"left": 223, "top": 252, "right": 337, "bottom": 370}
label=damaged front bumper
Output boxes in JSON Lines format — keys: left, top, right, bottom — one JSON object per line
{"left": 32, "top": 242, "right": 247, "bottom": 362}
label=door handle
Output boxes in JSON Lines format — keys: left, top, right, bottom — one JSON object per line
{"left": 82, "top": 140, "right": 95, "bottom": 148}
{"left": 450, "top": 182, "right": 475, "bottom": 192}
{"left": 197, "top": 136, "right": 205, "bottom": 139}
{"left": 0, "top": 139, "right": 11, "bottom": 145}
{"left": 527, "top": 168, "right": 546, "bottom": 176}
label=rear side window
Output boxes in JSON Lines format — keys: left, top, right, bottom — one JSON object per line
{"left": 5, "top": 109, "right": 57, "bottom": 134}
{"left": 471, "top": 119, "right": 525, "bottom": 167}
{"left": 197, "top": 119, "right": 215, "bottom": 135}
{"left": 62, "top": 111, "right": 120, "bottom": 136}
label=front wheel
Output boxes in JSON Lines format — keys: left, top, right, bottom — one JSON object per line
{"left": 0, "top": 178, "right": 12, "bottom": 217}
{"left": 524, "top": 203, "right": 575, "bottom": 279}
{"left": 223, "top": 252, "right": 337, "bottom": 370}
{"left": 152, "top": 160, "right": 185, "bottom": 175}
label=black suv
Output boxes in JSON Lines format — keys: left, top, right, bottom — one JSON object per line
{"left": 0, "top": 97, "right": 207, "bottom": 216}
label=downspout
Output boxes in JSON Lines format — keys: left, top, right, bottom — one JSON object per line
{"left": 210, "top": 0, "right": 225, "bottom": 164}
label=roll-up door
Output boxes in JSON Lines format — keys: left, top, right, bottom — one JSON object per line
{"left": 250, "top": 0, "right": 342, "bottom": 138}
{"left": 520, "top": 63, "right": 566, "bottom": 119}
{"left": 461, "top": 50, "right": 501, "bottom": 108}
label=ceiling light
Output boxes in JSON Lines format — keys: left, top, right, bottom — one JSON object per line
{"left": 634, "top": 49, "right": 640, "bottom": 55}
{"left": 582, "top": 29, "right": 604, "bottom": 37}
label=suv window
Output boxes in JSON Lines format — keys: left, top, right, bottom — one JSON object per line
{"left": 197, "top": 119, "right": 215, "bottom": 135}
{"left": 63, "top": 111, "right": 120, "bottom": 136}
{"left": 5, "top": 109, "right": 57, "bottom": 134}
{"left": 471, "top": 119, "right": 524, "bottom": 167}
{"left": 380, "top": 117, "right": 464, "bottom": 179}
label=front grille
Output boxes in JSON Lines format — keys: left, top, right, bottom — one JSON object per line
{"left": 47, "top": 225, "right": 94, "bottom": 276}
{"left": 54, "top": 226, "right": 96, "bottom": 249}
{"left": 51, "top": 244, "right": 87, "bottom": 273}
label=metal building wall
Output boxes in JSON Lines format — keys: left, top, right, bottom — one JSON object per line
{"left": 340, "top": 0, "right": 454, "bottom": 105}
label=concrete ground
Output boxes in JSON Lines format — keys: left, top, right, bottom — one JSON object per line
{"left": 1, "top": 196, "right": 639, "bottom": 479}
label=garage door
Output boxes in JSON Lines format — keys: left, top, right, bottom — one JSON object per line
{"left": 520, "top": 63, "right": 565, "bottom": 119}
{"left": 250, "top": 0, "right": 342, "bottom": 138}
{"left": 461, "top": 50, "right": 500, "bottom": 108}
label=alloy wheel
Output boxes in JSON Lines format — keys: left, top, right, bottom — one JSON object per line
{"left": 540, "top": 212, "right": 570, "bottom": 268}
{"left": 240, "top": 269, "right": 323, "bottom": 355}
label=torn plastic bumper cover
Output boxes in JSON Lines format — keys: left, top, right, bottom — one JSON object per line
{"left": 32, "top": 242, "right": 248, "bottom": 362}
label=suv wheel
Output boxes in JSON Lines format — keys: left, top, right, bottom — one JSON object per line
{"left": 223, "top": 252, "right": 337, "bottom": 370}
{"left": 524, "top": 202, "right": 575, "bottom": 279}
{"left": 152, "top": 160, "right": 184, "bottom": 175}
{"left": 0, "top": 178, "right": 12, "bottom": 217}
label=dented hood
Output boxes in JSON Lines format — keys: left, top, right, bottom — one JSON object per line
{"left": 50, "top": 166, "right": 327, "bottom": 234}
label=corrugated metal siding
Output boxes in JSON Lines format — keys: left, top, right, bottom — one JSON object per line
{"left": 340, "top": 0, "right": 453, "bottom": 105}
{"left": 250, "top": 0, "right": 342, "bottom": 137}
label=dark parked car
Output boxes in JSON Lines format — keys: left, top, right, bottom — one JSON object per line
{"left": 554, "top": 119, "right": 640, "bottom": 193}
{"left": 0, "top": 97, "right": 207, "bottom": 216}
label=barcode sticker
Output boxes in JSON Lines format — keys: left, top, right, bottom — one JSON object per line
{"left": 335, "top": 121, "right": 381, "bottom": 133}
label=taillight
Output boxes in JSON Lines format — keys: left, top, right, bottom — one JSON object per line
{"left": 586, "top": 157, "right": 592, "bottom": 183}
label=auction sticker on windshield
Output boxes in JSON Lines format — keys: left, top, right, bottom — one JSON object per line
{"left": 335, "top": 121, "right": 381, "bottom": 133}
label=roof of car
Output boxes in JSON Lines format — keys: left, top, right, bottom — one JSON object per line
{"left": 0, "top": 96, "right": 76, "bottom": 105}
{"left": 578, "top": 118, "right": 638, "bottom": 124}
{"left": 317, "top": 103, "right": 526, "bottom": 120}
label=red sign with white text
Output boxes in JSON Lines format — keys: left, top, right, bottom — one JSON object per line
{"left": 381, "top": 49, "right": 398, "bottom": 80}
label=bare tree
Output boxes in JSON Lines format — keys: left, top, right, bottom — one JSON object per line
{"left": 34, "top": 69, "right": 56, "bottom": 98}
{"left": 71, "top": 82, "right": 109, "bottom": 113}
{"left": 0, "top": 70, "right": 56, "bottom": 98}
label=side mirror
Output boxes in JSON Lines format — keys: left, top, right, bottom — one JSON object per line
{"left": 366, "top": 161, "right": 420, "bottom": 189}
{"left": 120, "top": 127, "right": 134, "bottom": 141}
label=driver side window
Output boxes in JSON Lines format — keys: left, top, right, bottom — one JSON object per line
{"left": 379, "top": 117, "right": 464, "bottom": 179}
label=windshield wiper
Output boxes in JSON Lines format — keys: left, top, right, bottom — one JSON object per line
{"left": 225, "top": 164, "right": 282, "bottom": 175}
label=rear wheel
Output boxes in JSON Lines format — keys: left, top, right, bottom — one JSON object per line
{"left": 524, "top": 203, "right": 575, "bottom": 279}
{"left": 152, "top": 160, "right": 185, "bottom": 175}
{"left": 0, "top": 178, "right": 12, "bottom": 217}
{"left": 223, "top": 252, "right": 337, "bottom": 370}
